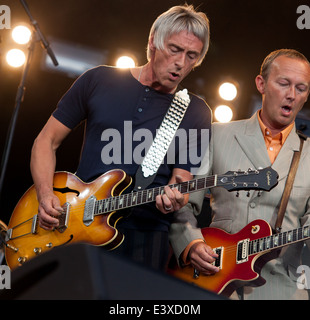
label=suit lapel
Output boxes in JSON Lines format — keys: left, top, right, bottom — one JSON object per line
{"left": 234, "top": 113, "right": 271, "bottom": 169}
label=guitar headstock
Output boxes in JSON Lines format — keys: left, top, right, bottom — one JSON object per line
{"left": 217, "top": 167, "right": 278, "bottom": 192}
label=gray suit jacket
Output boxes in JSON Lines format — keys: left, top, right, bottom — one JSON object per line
{"left": 170, "top": 112, "right": 310, "bottom": 299}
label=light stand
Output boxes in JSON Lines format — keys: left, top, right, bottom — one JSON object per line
{"left": 0, "top": 0, "right": 58, "bottom": 203}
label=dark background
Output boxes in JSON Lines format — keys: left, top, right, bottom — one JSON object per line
{"left": 1, "top": 0, "right": 310, "bottom": 224}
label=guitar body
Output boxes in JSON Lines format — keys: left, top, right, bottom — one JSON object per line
{"left": 168, "top": 219, "right": 273, "bottom": 297}
{"left": 4, "top": 167, "right": 278, "bottom": 270}
{"left": 5, "top": 169, "right": 132, "bottom": 270}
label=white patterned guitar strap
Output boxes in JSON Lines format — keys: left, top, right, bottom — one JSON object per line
{"left": 133, "top": 89, "right": 191, "bottom": 191}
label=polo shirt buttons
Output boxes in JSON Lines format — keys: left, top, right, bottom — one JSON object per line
{"left": 138, "top": 108, "right": 143, "bottom": 112}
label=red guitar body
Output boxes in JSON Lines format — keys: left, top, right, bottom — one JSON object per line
{"left": 168, "top": 219, "right": 274, "bottom": 297}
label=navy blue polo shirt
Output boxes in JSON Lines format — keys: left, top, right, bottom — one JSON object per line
{"left": 53, "top": 65, "right": 211, "bottom": 231}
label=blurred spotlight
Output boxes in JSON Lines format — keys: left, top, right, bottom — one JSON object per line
{"left": 42, "top": 39, "right": 107, "bottom": 78}
{"left": 214, "top": 105, "right": 233, "bottom": 123}
{"left": 6, "top": 49, "right": 26, "bottom": 67}
{"left": 116, "top": 56, "right": 136, "bottom": 68}
{"left": 12, "top": 25, "right": 32, "bottom": 44}
{"left": 219, "top": 82, "right": 237, "bottom": 101}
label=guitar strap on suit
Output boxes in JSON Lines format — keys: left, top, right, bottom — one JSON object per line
{"left": 133, "top": 89, "right": 191, "bottom": 191}
{"left": 275, "top": 131, "right": 307, "bottom": 233}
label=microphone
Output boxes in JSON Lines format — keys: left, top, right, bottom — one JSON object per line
{"left": 19, "top": 0, "right": 58, "bottom": 66}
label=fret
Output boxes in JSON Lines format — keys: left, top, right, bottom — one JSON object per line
{"left": 188, "top": 180, "right": 197, "bottom": 192}
{"left": 252, "top": 239, "right": 258, "bottom": 253}
{"left": 177, "top": 184, "right": 183, "bottom": 192}
{"left": 180, "top": 182, "right": 189, "bottom": 194}
{"left": 198, "top": 177, "right": 207, "bottom": 190}
{"left": 132, "top": 193, "right": 137, "bottom": 206}
{"left": 110, "top": 198, "right": 115, "bottom": 210}
{"left": 119, "top": 195, "right": 124, "bottom": 208}
{"left": 94, "top": 201, "right": 99, "bottom": 214}
{"left": 281, "top": 232, "right": 286, "bottom": 246}
{"left": 104, "top": 199, "right": 109, "bottom": 212}
{"left": 259, "top": 238, "right": 265, "bottom": 251}
{"left": 304, "top": 226, "right": 309, "bottom": 238}
{"left": 266, "top": 236, "right": 271, "bottom": 250}
{"left": 153, "top": 187, "right": 160, "bottom": 198}
{"left": 98, "top": 201, "right": 103, "bottom": 212}
{"left": 125, "top": 193, "right": 130, "bottom": 208}
{"left": 142, "top": 190, "right": 147, "bottom": 203}
{"left": 128, "top": 193, "right": 132, "bottom": 207}
{"left": 135, "top": 191, "right": 140, "bottom": 205}
{"left": 205, "top": 176, "right": 215, "bottom": 189}
{"left": 147, "top": 190, "right": 153, "bottom": 201}
{"left": 287, "top": 231, "right": 293, "bottom": 243}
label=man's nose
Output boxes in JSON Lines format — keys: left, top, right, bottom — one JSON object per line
{"left": 175, "top": 53, "right": 186, "bottom": 68}
{"left": 286, "top": 85, "right": 296, "bottom": 100}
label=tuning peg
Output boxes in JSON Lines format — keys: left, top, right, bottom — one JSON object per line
{"left": 236, "top": 191, "right": 239, "bottom": 197}
{"left": 247, "top": 191, "right": 250, "bottom": 197}
{"left": 257, "top": 191, "right": 261, "bottom": 197}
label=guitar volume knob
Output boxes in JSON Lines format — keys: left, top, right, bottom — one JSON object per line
{"left": 33, "top": 247, "right": 42, "bottom": 255}
{"left": 18, "top": 257, "right": 27, "bottom": 265}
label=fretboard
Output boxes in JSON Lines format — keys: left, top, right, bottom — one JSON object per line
{"left": 94, "top": 175, "right": 217, "bottom": 215}
{"left": 248, "top": 225, "right": 310, "bottom": 255}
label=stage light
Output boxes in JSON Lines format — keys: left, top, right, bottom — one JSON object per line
{"left": 116, "top": 56, "right": 136, "bottom": 68}
{"left": 12, "top": 25, "right": 32, "bottom": 45}
{"left": 6, "top": 49, "right": 26, "bottom": 67}
{"left": 214, "top": 105, "right": 233, "bottom": 123}
{"left": 219, "top": 82, "right": 238, "bottom": 101}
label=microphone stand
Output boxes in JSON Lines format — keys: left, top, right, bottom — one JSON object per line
{"left": 0, "top": 0, "right": 58, "bottom": 203}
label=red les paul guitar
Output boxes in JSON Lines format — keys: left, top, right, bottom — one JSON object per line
{"left": 168, "top": 219, "right": 310, "bottom": 297}
{"left": 5, "top": 167, "right": 277, "bottom": 270}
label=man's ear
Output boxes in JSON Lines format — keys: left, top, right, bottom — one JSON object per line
{"left": 255, "top": 75, "right": 266, "bottom": 95}
{"left": 148, "top": 35, "right": 156, "bottom": 52}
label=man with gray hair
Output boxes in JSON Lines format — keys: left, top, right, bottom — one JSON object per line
{"left": 30, "top": 4, "right": 212, "bottom": 271}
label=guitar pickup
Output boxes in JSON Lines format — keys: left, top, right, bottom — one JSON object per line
{"left": 83, "top": 195, "right": 96, "bottom": 226}
{"left": 56, "top": 202, "right": 70, "bottom": 233}
{"left": 236, "top": 238, "right": 249, "bottom": 264}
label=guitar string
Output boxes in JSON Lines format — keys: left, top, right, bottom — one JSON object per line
{"left": 10, "top": 175, "right": 219, "bottom": 227}
{"left": 7, "top": 172, "right": 267, "bottom": 239}
{"left": 44, "top": 172, "right": 261, "bottom": 214}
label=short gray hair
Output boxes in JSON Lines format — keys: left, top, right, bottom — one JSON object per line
{"left": 147, "top": 4, "right": 210, "bottom": 67}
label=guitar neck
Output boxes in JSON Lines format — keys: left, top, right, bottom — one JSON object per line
{"left": 248, "top": 225, "right": 310, "bottom": 256}
{"left": 94, "top": 175, "right": 218, "bottom": 215}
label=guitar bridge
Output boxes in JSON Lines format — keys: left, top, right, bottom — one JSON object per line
{"left": 212, "top": 246, "right": 223, "bottom": 269}
{"left": 192, "top": 246, "right": 223, "bottom": 279}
